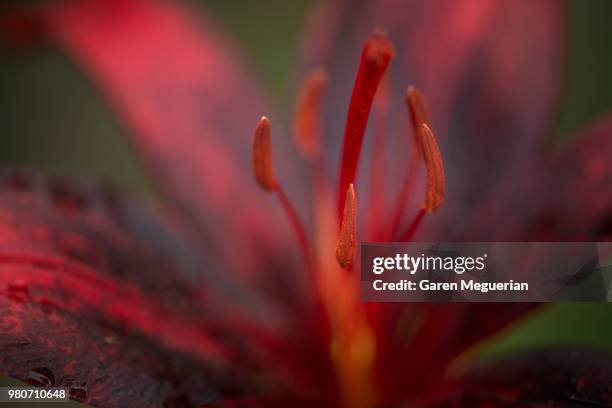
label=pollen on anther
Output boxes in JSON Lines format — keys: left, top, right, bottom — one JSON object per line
{"left": 420, "top": 124, "right": 445, "bottom": 212}
{"left": 252, "top": 116, "right": 278, "bottom": 191}
{"left": 336, "top": 184, "right": 357, "bottom": 268}
{"left": 406, "top": 86, "right": 431, "bottom": 159}
{"left": 406, "top": 86, "right": 430, "bottom": 130}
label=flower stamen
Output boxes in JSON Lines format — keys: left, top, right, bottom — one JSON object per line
{"left": 398, "top": 123, "right": 445, "bottom": 241}
{"left": 406, "top": 86, "right": 430, "bottom": 159}
{"left": 336, "top": 184, "right": 357, "bottom": 268}
{"left": 252, "top": 117, "right": 314, "bottom": 270}
{"left": 389, "top": 86, "right": 431, "bottom": 237}
{"left": 252, "top": 116, "right": 278, "bottom": 191}
{"left": 294, "top": 67, "right": 329, "bottom": 161}
{"left": 420, "top": 123, "right": 445, "bottom": 212}
{"left": 337, "top": 30, "right": 394, "bottom": 221}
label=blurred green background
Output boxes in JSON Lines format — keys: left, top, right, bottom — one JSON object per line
{"left": 1, "top": 0, "right": 612, "bottom": 400}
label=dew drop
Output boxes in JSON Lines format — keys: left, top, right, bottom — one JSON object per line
{"left": 27, "top": 367, "right": 55, "bottom": 387}
{"left": 103, "top": 334, "right": 118, "bottom": 345}
{"left": 65, "top": 379, "right": 88, "bottom": 402}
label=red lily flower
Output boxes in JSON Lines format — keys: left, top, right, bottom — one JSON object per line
{"left": 1, "top": 0, "right": 612, "bottom": 407}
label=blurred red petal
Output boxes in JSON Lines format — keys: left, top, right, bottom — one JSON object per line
{"left": 456, "top": 115, "right": 612, "bottom": 241}
{"left": 40, "top": 0, "right": 303, "bottom": 280}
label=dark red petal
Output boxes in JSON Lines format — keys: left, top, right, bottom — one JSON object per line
{"left": 452, "top": 114, "right": 612, "bottom": 241}
{"left": 0, "top": 171, "right": 265, "bottom": 406}
{"left": 2, "top": 296, "right": 225, "bottom": 407}
{"left": 372, "top": 303, "right": 534, "bottom": 402}
{"left": 39, "top": 0, "right": 303, "bottom": 279}
{"left": 300, "top": 0, "right": 564, "bottom": 209}
{"left": 422, "top": 349, "right": 612, "bottom": 407}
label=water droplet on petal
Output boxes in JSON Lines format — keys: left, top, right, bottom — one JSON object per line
{"left": 27, "top": 367, "right": 55, "bottom": 387}
{"left": 103, "top": 335, "right": 117, "bottom": 345}
{"left": 65, "top": 379, "right": 88, "bottom": 402}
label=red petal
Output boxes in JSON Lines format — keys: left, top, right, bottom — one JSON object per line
{"left": 423, "top": 349, "right": 612, "bottom": 407}
{"left": 39, "top": 0, "right": 302, "bottom": 278}
{"left": 454, "top": 114, "right": 612, "bottom": 241}
{"left": 300, "top": 0, "right": 564, "bottom": 208}
{"left": 0, "top": 171, "right": 263, "bottom": 406}
{"left": 373, "top": 303, "right": 534, "bottom": 402}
